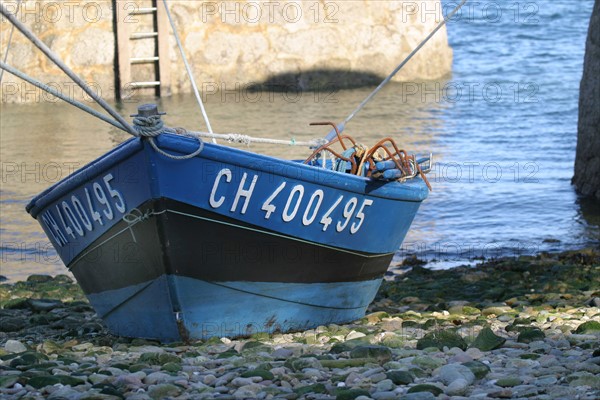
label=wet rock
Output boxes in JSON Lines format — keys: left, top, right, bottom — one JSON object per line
{"left": 569, "top": 374, "right": 600, "bottom": 389}
{"left": 412, "top": 356, "right": 445, "bottom": 370}
{"left": 574, "top": 321, "right": 600, "bottom": 334}
{"left": 462, "top": 361, "right": 491, "bottom": 379}
{"left": 446, "top": 378, "right": 469, "bottom": 396}
{"left": 26, "top": 274, "right": 53, "bottom": 283}
{"left": 285, "top": 356, "right": 323, "bottom": 371}
{"left": 241, "top": 369, "right": 274, "bottom": 380}
{"left": 465, "top": 347, "right": 485, "bottom": 359}
{"left": 148, "top": 383, "right": 181, "bottom": 399}
{"left": 417, "top": 330, "right": 467, "bottom": 351}
{"left": 4, "top": 339, "right": 27, "bottom": 353}
{"left": 144, "top": 372, "right": 173, "bottom": 385}
{"left": 336, "top": 388, "right": 370, "bottom": 400}
{"left": 374, "top": 379, "right": 392, "bottom": 392}
{"left": 381, "top": 319, "right": 403, "bottom": 331}
{"left": 346, "top": 331, "right": 367, "bottom": 341}
{"left": 0, "top": 316, "right": 26, "bottom": 332}
{"left": 488, "top": 389, "right": 513, "bottom": 398}
{"left": 400, "top": 393, "right": 436, "bottom": 400}
{"left": 482, "top": 306, "right": 514, "bottom": 316}
{"left": 161, "top": 362, "right": 181, "bottom": 373}
{"left": 371, "top": 391, "right": 398, "bottom": 400}
{"left": 10, "top": 351, "right": 48, "bottom": 367}
{"left": 470, "top": 327, "right": 506, "bottom": 351}
{"left": 350, "top": 345, "right": 392, "bottom": 363}
{"left": 27, "top": 375, "right": 85, "bottom": 389}
{"left": 496, "top": 377, "right": 522, "bottom": 387}
{"left": 271, "top": 347, "right": 294, "bottom": 359}
{"left": 406, "top": 384, "right": 443, "bottom": 396}
{"left": 0, "top": 375, "right": 19, "bottom": 388}
{"left": 386, "top": 370, "right": 414, "bottom": 385}
{"left": 47, "top": 386, "right": 82, "bottom": 400}
{"left": 435, "top": 363, "right": 475, "bottom": 385}
{"left": 294, "top": 383, "right": 327, "bottom": 396}
{"left": 27, "top": 299, "right": 62, "bottom": 312}
{"left": 517, "top": 327, "right": 546, "bottom": 343}
{"left": 233, "top": 383, "right": 263, "bottom": 398}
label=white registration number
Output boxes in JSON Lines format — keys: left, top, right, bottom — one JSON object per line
{"left": 209, "top": 168, "right": 373, "bottom": 234}
{"left": 41, "top": 173, "right": 126, "bottom": 247}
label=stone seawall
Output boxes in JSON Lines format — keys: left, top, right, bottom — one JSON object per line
{"left": 0, "top": 0, "right": 453, "bottom": 103}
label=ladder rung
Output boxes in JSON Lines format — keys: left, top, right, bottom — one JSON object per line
{"left": 129, "top": 81, "right": 161, "bottom": 88}
{"left": 130, "top": 7, "right": 157, "bottom": 15}
{"left": 131, "top": 57, "right": 159, "bottom": 64}
{"left": 131, "top": 32, "right": 158, "bottom": 40}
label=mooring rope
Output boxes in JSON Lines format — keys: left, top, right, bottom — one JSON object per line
{"left": 132, "top": 115, "right": 204, "bottom": 160}
{"left": 0, "top": 0, "right": 23, "bottom": 83}
{"left": 0, "top": 61, "right": 128, "bottom": 131}
{"left": 324, "top": 0, "right": 468, "bottom": 141}
{"left": 132, "top": 115, "right": 164, "bottom": 137}
{"left": 0, "top": 3, "right": 137, "bottom": 136}
{"left": 174, "top": 129, "right": 326, "bottom": 148}
{"left": 161, "top": 0, "right": 216, "bottom": 143}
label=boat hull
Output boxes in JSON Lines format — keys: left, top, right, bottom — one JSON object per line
{"left": 27, "top": 133, "right": 428, "bottom": 341}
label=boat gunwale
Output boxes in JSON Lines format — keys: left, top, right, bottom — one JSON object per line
{"left": 27, "top": 132, "right": 429, "bottom": 218}
{"left": 26, "top": 138, "right": 144, "bottom": 218}
{"left": 154, "top": 133, "right": 429, "bottom": 201}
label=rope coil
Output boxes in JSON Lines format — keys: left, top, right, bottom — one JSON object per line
{"left": 132, "top": 115, "right": 164, "bottom": 137}
{"left": 133, "top": 115, "right": 204, "bottom": 160}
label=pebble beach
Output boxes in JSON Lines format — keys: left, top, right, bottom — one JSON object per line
{"left": 1, "top": 249, "right": 599, "bottom": 400}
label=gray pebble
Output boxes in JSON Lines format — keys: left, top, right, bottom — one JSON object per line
{"left": 446, "top": 378, "right": 470, "bottom": 396}
{"left": 435, "top": 363, "right": 475, "bottom": 385}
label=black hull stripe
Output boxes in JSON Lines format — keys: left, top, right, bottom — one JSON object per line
{"left": 68, "top": 198, "right": 395, "bottom": 294}
{"left": 167, "top": 209, "right": 394, "bottom": 259}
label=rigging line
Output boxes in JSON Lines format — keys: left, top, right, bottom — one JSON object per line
{"left": 0, "top": 62, "right": 128, "bottom": 132}
{"left": 161, "top": 0, "right": 216, "bottom": 144}
{"left": 324, "top": 0, "right": 468, "bottom": 142}
{"left": 202, "top": 280, "right": 368, "bottom": 310}
{"left": 96, "top": 280, "right": 155, "bottom": 320}
{"left": 176, "top": 129, "right": 325, "bottom": 147}
{"left": 0, "top": 3, "right": 137, "bottom": 136}
{"left": 0, "top": 0, "right": 22, "bottom": 83}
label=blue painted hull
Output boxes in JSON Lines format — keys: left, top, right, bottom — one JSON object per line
{"left": 27, "top": 133, "right": 428, "bottom": 341}
{"left": 88, "top": 276, "right": 383, "bottom": 341}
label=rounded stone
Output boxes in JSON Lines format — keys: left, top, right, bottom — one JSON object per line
{"left": 435, "top": 364, "right": 475, "bottom": 385}
{"left": 4, "top": 340, "right": 27, "bottom": 353}
{"left": 446, "top": 378, "right": 470, "bottom": 396}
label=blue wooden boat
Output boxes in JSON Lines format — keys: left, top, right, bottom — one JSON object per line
{"left": 25, "top": 108, "right": 430, "bottom": 341}
{"left": 1, "top": 0, "right": 461, "bottom": 342}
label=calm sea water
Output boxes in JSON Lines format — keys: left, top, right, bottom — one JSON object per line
{"left": 1, "top": 1, "right": 598, "bottom": 281}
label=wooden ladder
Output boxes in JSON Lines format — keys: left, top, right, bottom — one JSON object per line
{"left": 115, "top": 0, "right": 171, "bottom": 100}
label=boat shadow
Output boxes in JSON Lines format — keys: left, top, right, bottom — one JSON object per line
{"left": 246, "top": 68, "right": 384, "bottom": 92}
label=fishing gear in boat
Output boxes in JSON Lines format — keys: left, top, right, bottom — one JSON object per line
{"left": 304, "top": 122, "right": 433, "bottom": 190}
{"left": 307, "top": 0, "right": 467, "bottom": 189}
